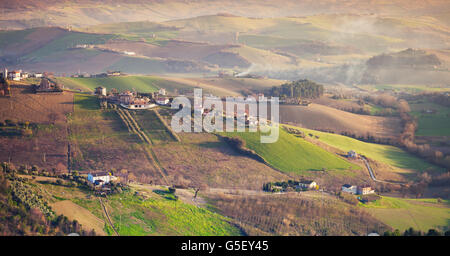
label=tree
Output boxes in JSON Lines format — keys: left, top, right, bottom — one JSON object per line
{"left": 426, "top": 229, "right": 442, "bottom": 236}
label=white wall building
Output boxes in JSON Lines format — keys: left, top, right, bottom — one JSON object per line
{"left": 342, "top": 184, "right": 358, "bottom": 194}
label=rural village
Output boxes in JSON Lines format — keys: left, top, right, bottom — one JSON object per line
{"left": 0, "top": 0, "right": 449, "bottom": 238}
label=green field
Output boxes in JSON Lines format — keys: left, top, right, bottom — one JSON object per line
{"left": 37, "top": 179, "right": 241, "bottom": 236}
{"left": 74, "top": 188, "right": 241, "bottom": 236}
{"left": 58, "top": 76, "right": 161, "bottom": 92}
{"left": 293, "top": 126, "right": 441, "bottom": 172}
{"left": 410, "top": 101, "right": 450, "bottom": 136}
{"left": 223, "top": 128, "right": 360, "bottom": 174}
{"left": 23, "top": 31, "right": 118, "bottom": 61}
{"left": 57, "top": 75, "right": 200, "bottom": 94}
{"left": 81, "top": 21, "right": 178, "bottom": 45}
{"left": 361, "top": 196, "right": 450, "bottom": 232}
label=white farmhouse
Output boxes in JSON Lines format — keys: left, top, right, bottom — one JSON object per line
{"left": 87, "top": 172, "right": 117, "bottom": 185}
{"left": 296, "top": 180, "right": 317, "bottom": 190}
{"left": 342, "top": 184, "right": 358, "bottom": 194}
{"left": 156, "top": 97, "right": 170, "bottom": 105}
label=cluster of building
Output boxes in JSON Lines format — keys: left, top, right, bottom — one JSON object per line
{"left": 95, "top": 86, "right": 169, "bottom": 110}
{"left": 341, "top": 184, "right": 375, "bottom": 195}
{"left": 1, "top": 68, "right": 43, "bottom": 81}
{"left": 264, "top": 180, "right": 318, "bottom": 193}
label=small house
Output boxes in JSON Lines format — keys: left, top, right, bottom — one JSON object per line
{"left": 342, "top": 184, "right": 358, "bottom": 194}
{"left": 347, "top": 150, "right": 358, "bottom": 159}
{"left": 158, "top": 88, "right": 166, "bottom": 96}
{"left": 121, "top": 98, "right": 156, "bottom": 110}
{"left": 156, "top": 97, "right": 170, "bottom": 105}
{"left": 8, "top": 70, "right": 22, "bottom": 81}
{"left": 107, "top": 71, "right": 121, "bottom": 76}
{"left": 95, "top": 86, "right": 106, "bottom": 96}
{"left": 296, "top": 180, "right": 317, "bottom": 190}
{"left": 357, "top": 185, "right": 375, "bottom": 195}
{"left": 87, "top": 172, "right": 117, "bottom": 185}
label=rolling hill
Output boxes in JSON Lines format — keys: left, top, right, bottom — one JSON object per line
{"left": 223, "top": 128, "right": 360, "bottom": 174}
{"left": 1, "top": 0, "right": 449, "bottom": 29}
{"left": 292, "top": 126, "right": 443, "bottom": 173}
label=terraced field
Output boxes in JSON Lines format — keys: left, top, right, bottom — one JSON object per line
{"left": 69, "top": 94, "right": 163, "bottom": 180}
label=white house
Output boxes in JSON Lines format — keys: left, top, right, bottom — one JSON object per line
{"left": 347, "top": 150, "right": 358, "bottom": 159}
{"left": 87, "top": 172, "right": 117, "bottom": 185}
{"left": 33, "top": 73, "right": 43, "bottom": 78}
{"left": 342, "top": 184, "right": 358, "bottom": 194}
{"left": 8, "top": 70, "right": 21, "bottom": 81}
{"left": 95, "top": 86, "right": 106, "bottom": 96}
{"left": 357, "top": 185, "right": 375, "bottom": 195}
{"left": 296, "top": 180, "right": 317, "bottom": 190}
{"left": 156, "top": 97, "right": 170, "bottom": 105}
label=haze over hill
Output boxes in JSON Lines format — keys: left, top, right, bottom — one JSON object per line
{"left": 1, "top": 11, "right": 449, "bottom": 86}
{"left": 1, "top": 0, "right": 450, "bottom": 29}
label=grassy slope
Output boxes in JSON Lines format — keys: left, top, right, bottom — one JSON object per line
{"left": 74, "top": 189, "right": 241, "bottom": 236}
{"left": 78, "top": 21, "right": 178, "bottom": 45}
{"left": 57, "top": 76, "right": 162, "bottom": 92}
{"left": 36, "top": 179, "right": 240, "bottom": 236}
{"left": 105, "top": 191, "right": 241, "bottom": 236}
{"left": 23, "top": 32, "right": 118, "bottom": 61}
{"left": 293, "top": 126, "right": 441, "bottom": 172}
{"left": 361, "top": 196, "right": 450, "bottom": 232}
{"left": 223, "top": 128, "right": 359, "bottom": 174}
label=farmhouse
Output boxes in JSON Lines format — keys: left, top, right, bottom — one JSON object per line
{"left": 342, "top": 184, "right": 375, "bottom": 195}
{"left": 95, "top": 86, "right": 106, "bottom": 96}
{"left": 119, "top": 91, "right": 134, "bottom": 104}
{"left": 347, "top": 150, "right": 358, "bottom": 159}
{"left": 107, "top": 70, "right": 121, "bottom": 76}
{"left": 8, "top": 70, "right": 22, "bottom": 81}
{"left": 87, "top": 172, "right": 117, "bottom": 185}
{"left": 342, "top": 184, "right": 358, "bottom": 194}
{"left": 296, "top": 180, "right": 317, "bottom": 190}
{"left": 357, "top": 185, "right": 375, "bottom": 195}
{"left": 121, "top": 98, "right": 156, "bottom": 110}
{"left": 158, "top": 88, "right": 166, "bottom": 96}
{"left": 34, "top": 78, "right": 63, "bottom": 93}
{"left": 156, "top": 97, "right": 170, "bottom": 105}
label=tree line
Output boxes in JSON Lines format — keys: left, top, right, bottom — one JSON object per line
{"left": 267, "top": 79, "right": 324, "bottom": 99}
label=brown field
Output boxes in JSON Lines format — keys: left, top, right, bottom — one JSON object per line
{"left": 158, "top": 76, "right": 286, "bottom": 96}
{"left": 99, "top": 40, "right": 247, "bottom": 66}
{"left": 158, "top": 76, "right": 242, "bottom": 96}
{"left": 280, "top": 103, "right": 401, "bottom": 139}
{"left": 152, "top": 132, "right": 291, "bottom": 190}
{"left": 0, "top": 82, "right": 72, "bottom": 171}
{"left": 205, "top": 191, "right": 388, "bottom": 236}
{"left": 312, "top": 96, "right": 363, "bottom": 112}
{"left": 50, "top": 200, "right": 106, "bottom": 235}
{"left": 0, "top": 82, "right": 73, "bottom": 124}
